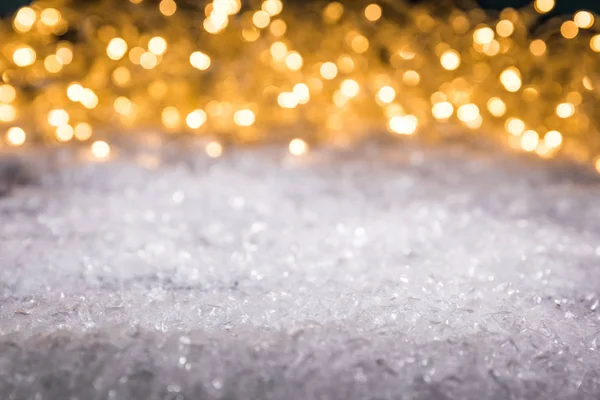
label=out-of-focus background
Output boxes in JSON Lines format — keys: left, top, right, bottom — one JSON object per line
{"left": 1, "top": 0, "right": 600, "bottom": 16}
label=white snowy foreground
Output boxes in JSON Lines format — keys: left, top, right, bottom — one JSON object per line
{"left": 1, "top": 138, "right": 600, "bottom": 399}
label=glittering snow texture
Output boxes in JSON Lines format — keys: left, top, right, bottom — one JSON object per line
{"left": 1, "top": 140, "right": 600, "bottom": 400}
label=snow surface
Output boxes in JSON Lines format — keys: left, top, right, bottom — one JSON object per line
{"left": 1, "top": 138, "right": 600, "bottom": 399}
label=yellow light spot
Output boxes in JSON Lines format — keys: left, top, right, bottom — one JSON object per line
{"left": 457, "top": 103, "right": 480, "bottom": 122}
{"left": 253, "top": 10, "right": 271, "bottom": 29}
{"left": 377, "top": 86, "right": 396, "bottom": 104}
{"left": 364, "top": 4, "right": 382, "bottom": 22}
{"left": 583, "top": 76, "right": 594, "bottom": 90}
{"left": 112, "top": 67, "right": 131, "bottom": 87}
{"left": 114, "top": 96, "right": 133, "bottom": 115}
{"left": 159, "top": 0, "right": 177, "bottom": 16}
{"left": 500, "top": 67, "right": 522, "bottom": 92}
{"left": 269, "top": 19, "right": 287, "bottom": 36}
{"left": 148, "top": 36, "right": 167, "bottom": 55}
{"left": 595, "top": 158, "right": 600, "bottom": 174}
{"left": 340, "top": 79, "right": 360, "bottom": 98}
{"left": 91, "top": 141, "right": 111, "bottom": 160}
{"left": 13, "top": 7, "right": 36, "bottom": 32}
{"left": 320, "top": 62, "right": 338, "bottom": 80}
{"left": 55, "top": 124, "right": 74, "bottom": 142}
{"left": 336, "top": 55, "right": 355, "bottom": 74}
{"left": 0, "top": 104, "right": 16, "bottom": 122}
{"left": 6, "top": 127, "right": 26, "bottom": 146}
{"left": 278, "top": 92, "right": 298, "bottom": 108}
{"left": 128, "top": 46, "right": 145, "bottom": 64}
{"left": 140, "top": 52, "right": 158, "bottom": 69}
{"left": 74, "top": 123, "right": 93, "bottom": 141}
{"left": 293, "top": 83, "right": 311, "bottom": 104}
{"left": 506, "top": 118, "right": 525, "bottom": 135}
{"left": 560, "top": 21, "right": 579, "bottom": 39}
{"left": 186, "top": 109, "right": 208, "bottom": 129}
{"left": 190, "top": 51, "right": 211, "bottom": 70}
{"left": 574, "top": 11, "right": 594, "bottom": 29}
{"left": 270, "top": 41, "right": 288, "bottom": 61}
{"left": 496, "top": 20, "right": 514, "bottom": 37}
{"left": 402, "top": 70, "right": 420, "bottom": 86}
{"left": 56, "top": 46, "right": 73, "bottom": 64}
{"left": 81, "top": 89, "right": 99, "bottom": 109}
{"left": 162, "top": 106, "right": 181, "bottom": 129}
{"left": 285, "top": 51, "right": 303, "bottom": 71}
{"left": 107, "top": 38, "right": 128, "bottom": 60}
{"left": 289, "top": 138, "right": 309, "bottom": 156}
{"left": 530, "top": 39, "right": 547, "bottom": 56}
{"left": 323, "top": 2, "right": 344, "bottom": 24}
{"left": 544, "top": 130, "right": 563, "bottom": 148}
{"left": 44, "top": 55, "right": 63, "bottom": 73}
{"left": 13, "top": 46, "right": 36, "bottom": 67}
{"left": 48, "top": 109, "right": 69, "bottom": 127}
{"left": 521, "top": 130, "right": 539, "bottom": 152}
{"left": 205, "top": 141, "right": 223, "bottom": 158}
{"left": 0, "top": 85, "right": 17, "bottom": 103}
{"left": 590, "top": 35, "right": 600, "bottom": 52}
{"left": 40, "top": 8, "right": 61, "bottom": 27}
{"left": 534, "top": 0, "right": 555, "bottom": 14}
{"left": 67, "top": 83, "right": 84, "bottom": 102}
{"left": 350, "top": 35, "right": 369, "bottom": 54}
{"left": 440, "top": 49, "right": 461, "bottom": 71}
{"left": 388, "top": 115, "right": 418, "bottom": 135}
{"left": 234, "top": 109, "right": 255, "bottom": 127}
{"left": 487, "top": 97, "right": 506, "bottom": 117}
{"left": 556, "top": 102, "right": 575, "bottom": 118}
{"left": 242, "top": 27, "right": 260, "bottom": 42}
{"left": 432, "top": 101, "right": 454, "bottom": 121}
{"left": 473, "top": 26, "right": 495, "bottom": 45}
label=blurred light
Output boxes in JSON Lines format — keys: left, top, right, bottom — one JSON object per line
{"left": 364, "top": 4, "right": 382, "bottom": 22}
{"left": 388, "top": 115, "right": 418, "bottom": 135}
{"left": 107, "top": 38, "right": 128, "bottom": 60}
{"left": 377, "top": 86, "right": 396, "bottom": 104}
{"left": 556, "top": 102, "right": 575, "bottom": 118}
{"left": 486, "top": 97, "right": 506, "bottom": 117}
{"left": 534, "top": 0, "right": 555, "bottom": 14}
{"left": 293, "top": 83, "right": 311, "bottom": 104}
{"left": 161, "top": 106, "right": 181, "bottom": 129}
{"left": 289, "top": 138, "right": 309, "bottom": 155}
{"left": 544, "top": 130, "right": 563, "bottom": 148}
{"left": 278, "top": 92, "right": 298, "bottom": 108}
{"left": 320, "top": 62, "right": 338, "bottom": 80}
{"left": 591, "top": 35, "right": 600, "bottom": 52}
{"left": 506, "top": 118, "right": 525, "bottom": 135}
{"left": 186, "top": 109, "right": 208, "bottom": 129}
{"left": 234, "top": 109, "right": 255, "bottom": 126}
{"left": 148, "top": 36, "right": 168, "bottom": 55}
{"left": 340, "top": 79, "right": 360, "bottom": 98}
{"left": 285, "top": 51, "right": 303, "bottom": 71}
{"left": 55, "top": 124, "right": 74, "bottom": 142}
{"left": 6, "top": 127, "right": 26, "bottom": 146}
{"left": 159, "top": 0, "right": 177, "bottom": 16}
{"left": 440, "top": 50, "right": 461, "bottom": 71}
{"left": 48, "top": 109, "right": 69, "bottom": 127}
{"left": 496, "top": 20, "right": 514, "bottom": 37}
{"left": 13, "top": 7, "right": 36, "bottom": 32}
{"left": 190, "top": 51, "right": 211, "bottom": 70}
{"left": 473, "top": 27, "right": 494, "bottom": 45}
{"left": 91, "top": 141, "right": 111, "bottom": 159}
{"left": 521, "top": 130, "right": 539, "bottom": 152}
{"left": 560, "top": 21, "right": 579, "bottom": 39}
{"left": 457, "top": 103, "right": 480, "bottom": 122}
{"left": 574, "top": 11, "right": 594, "bottom": 29}
{"left": 0, "top": 104, "right": 16, "bottom": 122}
{"left": 0, "top": 85, "right": 17, "bottom": 103}
{"left": 432, "top": 101, "right": 454, "bottom": 120}
{"left": 530, "top": 39, "right": 547, "bottom": 56}
{"left": 205, "top": 141, "right": 223, "bottom": 158}
{"left": 74, "top": 123, "right": 93, "bottom": 141}
{"left": 13, "top": 46, "right": 36, "bottom": 67}
{"left": 500, "top": 67, "right": 522, "bottom": 92}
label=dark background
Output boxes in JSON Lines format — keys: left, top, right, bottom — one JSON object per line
{"left": 0, "top": 0, "right": 599, "bottom": 16}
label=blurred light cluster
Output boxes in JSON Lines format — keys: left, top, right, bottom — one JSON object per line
{"left": 0, "top": 0, "right": 599, "bottom": 167}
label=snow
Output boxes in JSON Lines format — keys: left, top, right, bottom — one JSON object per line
{"left": 1, "top": 139, "right": 600, "bottom": 399}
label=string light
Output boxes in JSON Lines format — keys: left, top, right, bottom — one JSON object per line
{"left": 0, "top": 0, "right": 598, "bottom": 172}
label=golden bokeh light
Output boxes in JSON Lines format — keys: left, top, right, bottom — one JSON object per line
{"left": 6, "top": 127, "right": 26, "bottom": 146}
{"left": 289, "top": 138, "right": 309, "bottom": 156}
